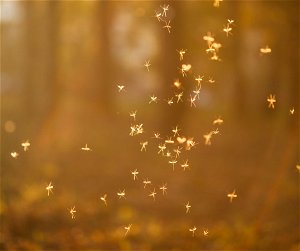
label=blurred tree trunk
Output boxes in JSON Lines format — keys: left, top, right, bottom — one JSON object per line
{"left": 232, "top": 2, "right": 247, "bottom": 119}
{"left": 25, "top": 2, "right": 60, "bottom": 148}
{"left": 160, "top": 2, "right": 186, "bottom": 134}
{"left": 277, "top": 1, "right": 299, "bottom": 128}
{"left": 233, "top": 1, "right": 298, "bottom": 120}
{"left": 96, "top": 1, "right": 115, "bottom": 117}
{"left": 23, "top": 2, "right": 59, "bottom": 143}
{"left": 233, "top": 1, "right": 277, "bottom": 119}
{"left": 34, "top": 1, "right": 117, "bottom": 150}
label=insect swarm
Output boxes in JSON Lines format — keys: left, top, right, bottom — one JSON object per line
{"left": 5, "top": 1, "right": 297, "bottom": 250}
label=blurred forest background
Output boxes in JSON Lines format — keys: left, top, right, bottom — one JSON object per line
{"left": 1, "top": 1, "right": 299, "bottom": 250}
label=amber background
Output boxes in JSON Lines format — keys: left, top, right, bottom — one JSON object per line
{"left": 1, "top": 1, "right": 299, "bottom": 250}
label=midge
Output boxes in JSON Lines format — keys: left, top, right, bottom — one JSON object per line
{"left": 144, "top": 60, "right": 151, "bottom": 71}
{"left": 140, "top": 141, "right": 148, "bottom": 152}
{"left": 189, "top": 95, "right": 197, "bottom": 107}
{"left": 163, "top": 20, "right": 171, "bottom": 34}
{"left": 158, "top": 143, "right": 166, "bottom": 155}
{"left": 117, "top": 190, "right": 126, "bottom": 199}
{"left": 81, "top": 144, "right": 92, "bottom": 151}
{"left": 149, "top": 95, "right": 158, "bottom": 104}
{"left": 169, "top": 159, "right": 177, "bottom": 170}
{"left": 117, "top": 84, "right": 125, "bottom": 92}
{"left": 185, "top": 201, "right": 191, "bottom": 213}
{"left": 181, "top": 160, "right": 190, "bottom": 171}
{"left": 143, "top": 178, "right": 152, "bottom": 189}
{"left": 175, "top": 92, "right": 184, "bottom": 103}
{"left": 131, "top": 169, "right": 139, "bottom": 181}
{"left": 203, "top": 229, "right": 209, "bottom": 236}
{"left": 260, "top": 45, "right": 272, "bottom": 54}
{"left": 179, "top": 64, "right": 192, "bottom": 77}
{"left": 100, "top": 194, "right": 107, "bottom": 206}
{"left": 223, "top": 26, "right": 232, "bottom": 37}
{"left": 129, "top": 110, "right": 137, "bottom": 121}
{"left": 267, "top": 94, "right": 276, "bottom": 109}
{"left": 177, "top": 49, "right": 187, "bottom": 61}
{"left": 149, "top": 189, "right": 157, "bottom": 201}
{"left": 69, "top": 206, "right": 76, "bottom": 219}
{"left": 10, "top": 152, "right": 19, "bottom": 158}
{"left": 203, "top": 32, "right": 215, "bottom": 44}
{"left": 189, "top": 226, "right": 197, "bottom": 237}
{"left": 154, "top": 11, "right": 163, "bottom": 22}
{"left": 159, "top": 183, "right": 167, "bottom": 195}
{"left": 195, "top": 75, "right": 204, "bottom": 85}
{"left": 124, "top": 224, "right": 132, "bottom": 237}
{"left": 166, "top": 97, "right": 174, "bottom": 106}
{"left": 227, "top": 190, "right": 237, "bottom": 202}
{"left": 46, "top": 182, "right": 54, "bottom": 196}
{"left": 160, "top": 4, "right": 169, "bottom": 17}
{"left": 21, "top": 140, "right": 30, "bottom": 151}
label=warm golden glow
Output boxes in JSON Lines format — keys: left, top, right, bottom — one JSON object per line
{"left": 173, "top": 79, "right": 182, "bottom": 89}
{"left": 3, "top": 1, "right": 298, "bottom": 248}
{"left": 177, "top": 136, "right": 187, "bottom": 144}
{"left": 4, "top": 120, "right": 16, "bottom": 133}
